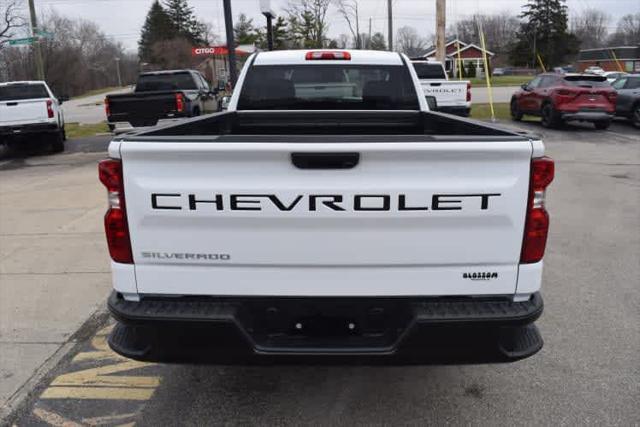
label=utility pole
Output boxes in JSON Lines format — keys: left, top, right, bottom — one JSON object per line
{"left": 222, "top": 0, "right": 237, "bottom": 88}
{"left": 435, "top": 0, "right": 446, "bottom": 63}
{"left": 28, "top": 0, "right": 45, "bottom": 81}
{"left": 387, "top": 0, "right": 393, "bottom": 51}
{"left": 368, "top": 17, "right": 372, "bottom": 50}
{"left": 115, "top": 58, "right": 122, "bottom": 87}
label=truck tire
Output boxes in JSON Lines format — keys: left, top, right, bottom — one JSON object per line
{"left": 510, "top": 99, "right": 523, "bottom": 121}
{"left": 594, "top": 120, "right": 611, "bottom": 130}
{"left": 632, "top": 103, "right": 640, "bottom": 129}
{"left": 50, "top": 130, "right": 65, "bottom": 153}
{"left": 541, "top": 103, "right": 562, "bottom": 129}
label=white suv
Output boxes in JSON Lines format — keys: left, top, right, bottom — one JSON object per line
{"left": 0, "top": 81, "right": 67, "bottom": 152}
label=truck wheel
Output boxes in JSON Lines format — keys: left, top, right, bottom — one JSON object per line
{"left": 632, "top": 104, "right": 640, "bottom": 129}
{"left": 541, "top": 103, "right": 561, "bottom": 129}
{"left": 50, "top": 130, "right": 65, "bottom": 153}
{"left": 192, "top": 107, "right": 200, "bottom": 117}
{"left": 594, "top": 120, "right": 611, "bottom": 130}
{"left": 510, "top": 99, "right": 523, "bottom": 121}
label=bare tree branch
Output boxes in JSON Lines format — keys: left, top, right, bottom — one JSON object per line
{"left": 0, "top": 0, "right": 27, "bottom": 50}
{"left": 334, "top": 0, "right": 360, "bottom": 48}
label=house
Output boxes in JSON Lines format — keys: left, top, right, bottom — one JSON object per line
{"left": 415, "top": 38, "right": 494, "bottom": 76}
{"left": 577, "top": 46, "right": 640, "bottom": 73}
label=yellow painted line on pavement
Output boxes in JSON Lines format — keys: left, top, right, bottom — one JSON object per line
{"left": 82, "top": 412, "right": 139, "bottom": 426}
{"left": 40, "top": 324, "right": 161, "bottom": 401}
{"left": 41, "top": 386, "right": 155, "bottom": 401}
{"left": 32, "top": 407, "right": 84, "bottom": 426}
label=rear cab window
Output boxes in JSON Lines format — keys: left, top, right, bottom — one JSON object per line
{"left": 411, "top": 62, "right": 447, "bottom": 80}
{"left": 0, "top": 84, "right": 50, "bottom": 101}
{"left": 135, "top": 72, "right": 197, "bottom": 92}
{"left": 238, "top": 64, "right": 420, "bottom": 110}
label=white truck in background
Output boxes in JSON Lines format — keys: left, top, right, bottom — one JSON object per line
{"left": 0, "top": 81, "right": 67, "bottom": 152}
{"left": 102, "top": 50, "right": 553, "bottom": 365}
{"left": 412, "top": 60, "right": 471, "bottom": 117}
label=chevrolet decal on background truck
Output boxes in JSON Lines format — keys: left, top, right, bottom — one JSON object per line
{"left": 100, "top": 49, "right": 554, "bottom": 364}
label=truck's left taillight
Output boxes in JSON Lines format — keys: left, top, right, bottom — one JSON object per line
{"left": 99, "top": 159, "right": 133, "bottom": 264}
{"left": 521, "top": 157, "right": 554, "bottom": 264}
{"left": 104, "top": 97, "right": 111, "bottom": 117}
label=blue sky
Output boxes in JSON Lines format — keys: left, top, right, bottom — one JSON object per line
{"left": 30, "top": 0, "right": 640, "bottom": 51}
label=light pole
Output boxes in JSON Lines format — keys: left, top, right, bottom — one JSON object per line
{"left": 260, "top": 0, "right": 276, "bottom": 51}
{"left": 115, "top": 57, "right": 122, "bottom": 87}
{"left": 222, "top": 0, "right": 237, "bottom": 87}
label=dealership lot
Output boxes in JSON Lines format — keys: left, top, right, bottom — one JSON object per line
{"left": 1, "top": 119, "right": 639, "bottom": 425}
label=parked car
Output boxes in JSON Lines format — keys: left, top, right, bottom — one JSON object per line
{"left": 103, "top": 49, "right": 553, "bottom": 365}
{"left": 105, "top": 70, "right": 219, "bottom": 133}
{"left": 510, "top": 73, "right": 616, "bottom": 129}
{"left": 0, "top": 81, "right": 67, "bottom": 152}
{"left": 411, "top": 60, "right": 471, "bottom": 116}
{"left": 603, "top": 71, "right": 627, "bottom": 83}
{"left": 611, "top": 74, "right": 640, "bottom": 128}
{"left": 584, "top": 66, "right": 605, "bottom": 75}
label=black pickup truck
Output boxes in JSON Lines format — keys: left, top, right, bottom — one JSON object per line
{"left": 105, "top": 70, "right": 219, "bottom": 133}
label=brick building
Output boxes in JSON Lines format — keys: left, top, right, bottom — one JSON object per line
{"left": 577, "top": 46, "right": 640, "bottom": 73}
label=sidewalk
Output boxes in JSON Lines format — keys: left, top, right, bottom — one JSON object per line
{"left": 0, "top": 152, "right": 113, "bottom": 417}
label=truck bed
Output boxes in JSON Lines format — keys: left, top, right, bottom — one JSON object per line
{"left": 124, "top": 110, "right": 529, "bottom": 142}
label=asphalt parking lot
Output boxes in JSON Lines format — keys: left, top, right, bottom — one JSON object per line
{"left": 1, "top": 118, "right": 639, "bottom": 425}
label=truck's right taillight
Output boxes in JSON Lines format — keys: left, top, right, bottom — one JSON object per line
{"left": 99, "top": 159, "right": 133, "bottom": 264}
{"left": 466, "top": 82, "right": 471, "bottom": 102}
{"left": 521, "top": 157, "right": 554, "bottom": 264}
{"left": 105, "top": 97, "right": 111, "bottom": 117}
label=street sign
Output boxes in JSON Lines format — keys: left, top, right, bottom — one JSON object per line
{"left": 36, "top": 30, "right": 54, "bottom": 39}
{"left": 9, "top": 37, "right": 37, "bottom": 46}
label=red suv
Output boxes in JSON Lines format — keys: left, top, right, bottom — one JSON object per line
{"left": 511, "top": 73, "right": 616, "bottom": 129}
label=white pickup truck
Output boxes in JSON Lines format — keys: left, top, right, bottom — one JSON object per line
{"left": 102, "top": 50, "right": 553, "bottom": 364}
{"left": 0, "top": 81, "right": 67, "bottom": 152}
{"left": 412, "top": 60, "right": 471, "bottom": 117}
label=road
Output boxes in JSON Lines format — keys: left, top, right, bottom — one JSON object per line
{"left": 62, "top": 88, "right": 131, "bottom": 124}
{"left": 472, "top": 85, "right": 519, "bottom": 104}
{"left": 2, "top": 119, "right": 639, "bottom": 425}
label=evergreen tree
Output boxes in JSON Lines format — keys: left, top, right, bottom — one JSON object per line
{"left": 138, "top": 1, "right": 175, "bottom": 61}
{"left": 234, "top": 14, "right": 258, "bottom": 45}
{"left": 369, "top": 32, "right": 386, "bottom": 50}
{"left": 256, "top": 16, "right": 290, "bottom": 50}
{"left": 509, "top": 0, "right": 578, "bottom": 68}
{"left": 162, "top": 0, "right": 205, "bottom": 44}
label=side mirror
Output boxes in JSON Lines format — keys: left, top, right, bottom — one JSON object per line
{"left": 425, "top": 95, "right": 438, "bottom": 111}
{"left": 59, "top": 95, "right": 70, "bottom": 104}
{"left": 521, "top": 83, "right": 530, "bottom": 91}
{"left": 220, "top": 96, "right": 231, "bottom": 111}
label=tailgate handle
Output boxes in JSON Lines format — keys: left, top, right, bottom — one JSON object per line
{"left": 291, "top": 152, "right": 359, "bottom": 170}
{"left": 6, "top": 102, "right": 18, "bottom": 106}
{"left": 430, "top": 83, "right": 442, "bottom": 86}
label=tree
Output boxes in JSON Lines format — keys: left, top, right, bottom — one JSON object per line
{"left": 335, "top": 0, "right": 361, "bottom": 49}
{"left": 0, "top": 0, "right": 26, "bottom": 51}
{"left": 509, "top": 0, "right": 579, "bottom": 68}
{"left": 395, "top": 26, "right": 427, "bottom": 57}
{"left": 234, "top": 13, "right": 258, "bottom": 45}
{"left": 287, "top": 0, "right": 331, "bottom": 48}
{"left": 607, "top": 13, "right": 640, "bottom": 46}
{"left": 451, "top": 13, "right": 519, "bottom": 55}
{"left": 256, "top": 16, "right": 290, "bottom": 50}
{"left": 570, "top": 9, "right": 609, "bottom": 50}
{"left": 138, "top": 1, "right": 175, "bottom": 62}
{"left": 369, "top": 32, "right": 386, "bottom": 50}
{"left": 162, "top": 0, "right": 205, "bottom": 44}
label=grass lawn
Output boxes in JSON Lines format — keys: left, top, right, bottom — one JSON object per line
{"left": 65, "top": 122, "right": 110, "bottom": 139}
{"left": 464, "top": 75, "right": 532, "bottom": 87}
{"left": 470, "top": 103, "right": 511, "bottom": 121}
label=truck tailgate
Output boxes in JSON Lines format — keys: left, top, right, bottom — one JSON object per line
{"left": 421, "top": 81, "right": 468, "bottom": 107}
{"left": 118, "top": 140, "right": 532, "bottom": 297}
{"left": 0, "top": 99, "right": 49, "bottom": 125}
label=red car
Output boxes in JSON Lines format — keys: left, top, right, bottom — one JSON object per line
{"left": 511, "top": 73, "right": 616, "bottom": 129}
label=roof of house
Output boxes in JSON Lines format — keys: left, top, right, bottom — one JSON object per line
{"left": 578, "top": 46, "right": 640, "bottom": 61}
{"left": 421, "top": 38, "right": 494, "bottom": 58}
